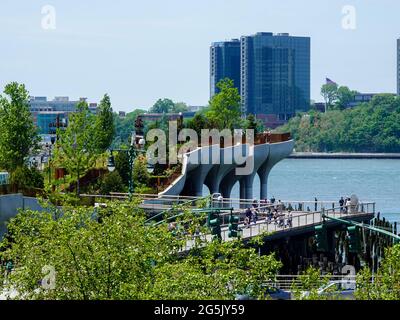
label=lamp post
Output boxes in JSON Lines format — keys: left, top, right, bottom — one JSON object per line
{"left": 107, "top": 131, "right": 146, "bottom": 200}
{"left": 46, "top": 136, "right": 56, "bottom": 185}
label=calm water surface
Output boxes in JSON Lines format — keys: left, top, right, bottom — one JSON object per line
{"left": 228, "top": 159, "right": 400, "bottom": 223}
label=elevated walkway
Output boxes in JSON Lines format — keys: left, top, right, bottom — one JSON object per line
{"left": 179, "top": 202, "right": 375, "bottom": 252}
{"left": 159, "top": 133, "right": 294, "bottom": 199}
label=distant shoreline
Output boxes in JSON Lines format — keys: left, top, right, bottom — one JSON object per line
{"left": 288, "top": 152, "right": 400, "bottom": 159}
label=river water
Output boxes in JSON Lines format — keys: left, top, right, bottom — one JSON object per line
{"left": 229, "top": 159, "right": 400, "bottom": 223}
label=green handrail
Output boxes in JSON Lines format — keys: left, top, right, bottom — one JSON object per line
{"left": 322, "top": 214, "right": 400, "bottom": 241}
{"left": 144, "top": 194, "right": 213, "bottom": 224}
{"left": 151, "top": 207, "right": 234, "bottom": 227}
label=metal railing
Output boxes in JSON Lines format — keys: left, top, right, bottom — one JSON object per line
{"left": 268, "top": 274, "right": 357, "bottom": 291}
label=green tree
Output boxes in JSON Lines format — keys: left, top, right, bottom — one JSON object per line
{"left": 0, "top": 200, "right": 282, "bottom": 300}
{"left": 336, "top": 86, "right": 357, "bottom": 110}
{"left": 277, "top": 94, "right": 400, "bottom": 153}
{"left": 186, "top": 113, "right": 207, "bottom": 135}
{"left": 244, "top": 113, "right": 265, "bottom": 133}
{"left": 150, "top": 98, "right": 175, "bottom": 114}
{"left": 53, "top": 101, "right": 98, "bottom": 195}
{"left": 206, "top": 78, "right": 241, "bottom": 130}
{"left": 115, "top": 150, "right": 130, "bottom": 186}
{"left": 9, "top": 166, "right": 44, "bottom": 191}
{"left": 0, "top": 82, "right": 39, "bottom": 172}
{"left": 94, "top": 94, "right": 115, "bottom": 152}
{"left": 132, "top": 155, "right": 150, "bottom": 188}
{"left": 321, "top": 83, "right": 339, "bottom": 111}
{"left": 355, "top": 244, "right": 400, "bottom": 300}
{"left": 113, "top": 109, "right": 146, "bottom": 148}
{"left": 99, "top": 171, "right": 125, "bottom": 195}
{"left": 172, "top": 102, "right": 188, "bottom": 113}
{"left": 291, "top": 266, "right": 332, "bottom": 300}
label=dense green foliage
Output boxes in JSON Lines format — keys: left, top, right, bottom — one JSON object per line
{"left": 132, "top": 155, "right": 150, "bottom": 188}
{"left": 186, "top": 112, "right": 208, "bottom": 135}
{"left": 278, "top": 94, "right": 400, "bottom": 152}
{"left": 0, "top": 82, "right": 39, "bottom": 172}
{"left": 94, "top": 94, "right": 115, "bottom": 152}
{"left": 244, "top": 114, "right": 265, "bottom": 134}
{"left": 9, "top": 166, "right": 44, "bottom": 190}
{"left": 98, "top": 171, "right": 125, "bottom": 195}
{"left": 0, "top": 200, "right": 282, "bottom": 300}
{"left": 355, "top": 244, "right": 400, "bottom": 300}
{"left": 53, "top": 101, "right": 99, "bottom": 194}
{"left": 114, "top": 150, "right": 130, "bottom": 186}
{"left": 206, "top": 78, "right": 242, "bottom": 131}
{"left": 320, "top": 83, "right": 358, "bottom": 110}
{"left": 149, "top": 98, "right": 188, "bottom": 114}
{"left": 113, "top": 109, "right": 146, "bottom": 148}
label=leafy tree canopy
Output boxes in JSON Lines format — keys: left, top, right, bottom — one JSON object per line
{"left": 0, "top": 82, "right": 39, "bottom": 172}
{"left": 149, "top": 99, "right": 188, "bottom": 114}
{"left": 277, "top": 94, "right": 400, "bottom": 153}
{"left": 94, "top": 94, "right": 115, "bottom": 152}
{"left": 206, "top": 78, "right": 242, "bottom": 131}
{"left": 0, "top": 200, "right": 282, "bottom": 300}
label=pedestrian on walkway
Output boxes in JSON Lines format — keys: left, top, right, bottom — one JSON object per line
{"left": 251, "top": 207, "right": 258, "bottom": 224}
{"left": 278, "top": 214, "right": 285, "bottom": 228}
{"left": 245, "top": 207, "right": 252, "bottom": 227}
{"left": 345, "top": 198, "right": 351, "bottom": 214}
{"left": 339, "top": 197, "right": 344, "bottom": 212}
{"left": 286, "top": 211, "right": 293, "bottom": 228}
{"left": 314, "top": 197, "right": 318, "bottom": 211}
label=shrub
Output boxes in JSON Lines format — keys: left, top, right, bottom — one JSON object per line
{"left": 99, "top": 171, "right": 125, "bottom": 195}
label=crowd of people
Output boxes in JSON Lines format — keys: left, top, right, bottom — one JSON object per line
{"left": 241, "top": 195, "right": 356, "bottom": 230}
{"left": 243, "top": 197, "right": 293, "bottom": 229}
{"left": 339, "top": 196, "right": 353, "bottom": 213}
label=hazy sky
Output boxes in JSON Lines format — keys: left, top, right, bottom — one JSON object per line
{"left": 1, "top": 0, "right": 399, "bottom": 112}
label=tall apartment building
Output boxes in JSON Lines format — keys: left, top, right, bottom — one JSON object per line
{"left": 210, "top": 32, "right": 310, "bottom": 128}
{"left": 210, "top": 39, "right": 241, "bottom": 97}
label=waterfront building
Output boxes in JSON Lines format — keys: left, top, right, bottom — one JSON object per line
{"left": 210, "top": 32, "right": 310, "bottom": 128}
{"left": 345, "top": 93, "right": 396, "bottom": 108}
{"left": 210, "top": 39, "right": 241, "bottom": 97}
{"left": 240, "top": 32, "right": 310, "bottom": 127}
{"left": 187, "top": 105, "right": 206, "bottom": 112}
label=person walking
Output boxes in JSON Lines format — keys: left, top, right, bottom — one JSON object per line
{"left": 339, "top": 197, "right": 345, "bottom": 212}
{"left": 345, "top": 198, "right": 351, "bottom": 214}
{"left": 314, "top": 197, "right": 318, "bottom": 212}
{"left": 286, "top": 211, "right": 293, "bottom": 228}
{"left": 245, "top": 207, "right": 252, "bottom": 227}
{"left": 252, "top": 207, "right": 258, "bottom": 224}
{"left": 277, "top": 200, "right": 283, "bottom": 214}
{"left": 217, "top": 195, "right": 223, "bottom": 208}
{"left": 278, "top": 213, "right": 285, "bottom": 228}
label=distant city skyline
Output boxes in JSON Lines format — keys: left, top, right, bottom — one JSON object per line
{"left": 1, "top": 0, "right": 399, "bottom": 112}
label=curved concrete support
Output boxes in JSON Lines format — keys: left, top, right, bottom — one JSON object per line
{"left": 182, "top": 145, "right": 218, "bottom": 196}
{"left": 257, "top": 140, "right": 295, "bottom": 200}
{"left": 159, "top": 139, "right": 294, "bottom": 199}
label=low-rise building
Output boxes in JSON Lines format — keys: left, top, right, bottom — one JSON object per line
{"left": 29, "top": 96, "right": 97, "bottom": 139}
